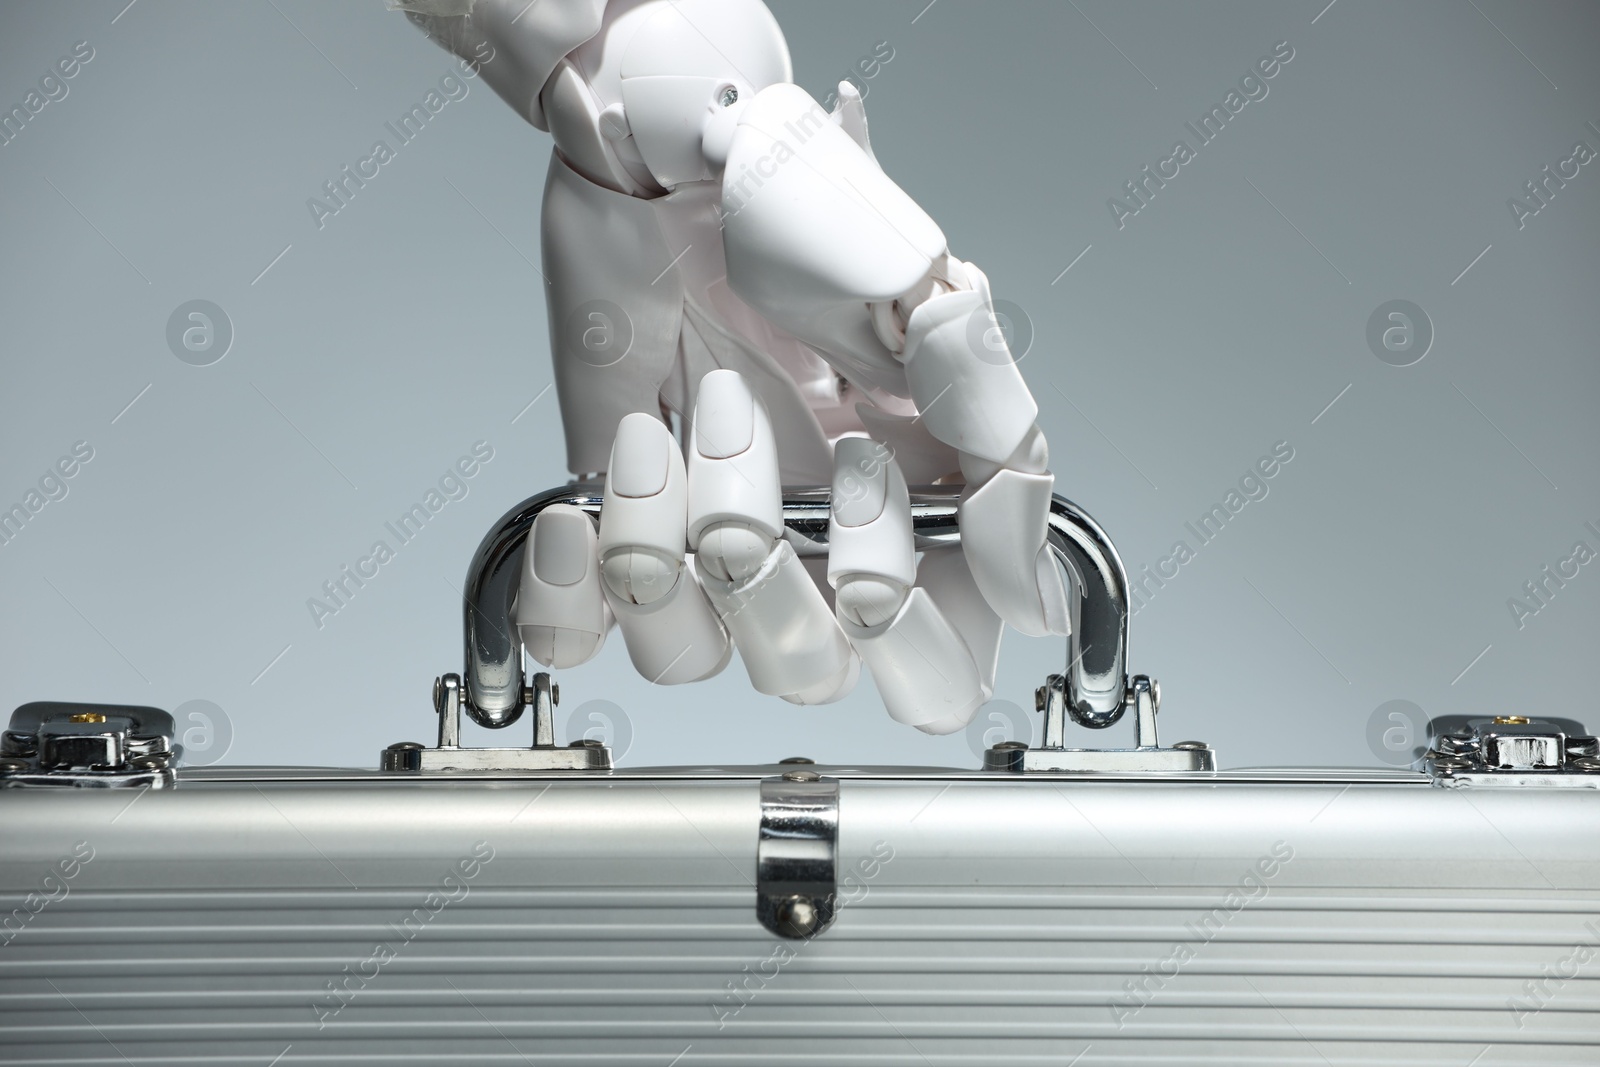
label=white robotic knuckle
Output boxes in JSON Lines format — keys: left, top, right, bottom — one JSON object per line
{"left": 963, "top": 297, "right": 1034, "bottom": 367}
{"left": 902, "top": 291, "right": 1040, "bottom": 465}
{"left": 694, "top": 522, "right": 773, "bottom": 585}
{"left": 834, "top": 574, "right": 909, "bottom": 630}
{"left": 599, "top": 548, "right": 680, "bottom": 607}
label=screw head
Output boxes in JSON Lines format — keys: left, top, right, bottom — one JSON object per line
{"left": 1172, "top": 740, "right": 1208, "bottom": 751}
{"left": 782, "top": 769, "right": 820, "bottom": 782}
{"left": 719, "top": 86, "right": 739, "bottom": 107}
{"left": 991, "top": 740, "right": 1028, "bottom": 752}
{"left": 1572, "top": 756, "right": 1600, "bottom": 773}
{"left": 1034, "top": 686, "right": 1047, "bottom": 713}
{"left": 778, "top": 757, "right": 815, "bottom": 765}
{"left": 0, "top": 757, "right": 28, "bottom": 774}
{"left": 551, "top": 683, "right": 560, "bottom": 706}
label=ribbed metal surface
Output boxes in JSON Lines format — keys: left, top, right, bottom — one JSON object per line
{"left": 2, "top": 774, "right": 1597, "bottom": 1063}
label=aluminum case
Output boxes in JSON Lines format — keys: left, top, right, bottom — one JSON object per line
{"left": 5, "top": 487, "right": 1596, "bottom": 1062}
{"left": 3, "top": 761, "right": 1599, "bottom": 1065}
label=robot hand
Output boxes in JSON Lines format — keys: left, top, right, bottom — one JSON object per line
{"left": 520, "top": 368, "right": 1004, "bottom": 732}
{"left": 396, "top": 0, "right": 1070, "bottom": 733}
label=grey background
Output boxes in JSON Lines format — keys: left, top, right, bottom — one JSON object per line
{"left": 1, "top": 0, "right": 1596, "bottom": 771}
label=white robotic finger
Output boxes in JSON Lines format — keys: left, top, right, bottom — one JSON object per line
{"left": 688, "top": 370, "right": 858, "bottom": 704}
{"left": 898, "top": 265, "right": 1038, "bottom": 466}
{"left": 893, "top": 261, "right": 1070, "bottom": 638}
{"left": 829, "top": 438, "right": 985, "bottom": 734}
{"left": 598, "top": 413, "right": 732, "bottom": 685}
{"left": 517, "top": 504, "right": 613, "bottom": 668}
{"left": 915, "top": 545, "right": 1003, "bottom": 698}
{"left": 960, "top": 468, "right": 1070, "bottom": 638}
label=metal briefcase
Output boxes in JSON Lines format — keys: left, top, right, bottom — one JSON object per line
{"left": 4, "top": 486, "right": 1598, "bottom": 1065}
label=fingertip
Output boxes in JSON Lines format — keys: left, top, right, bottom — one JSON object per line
{"left": 530, "top": 505, "right": 596, "bottom": 586}
{"left": 693, "top": 369, "right": 757, "bottom": 458}
{"left": 609, "top": 413, "right": 675, "bottom": 498}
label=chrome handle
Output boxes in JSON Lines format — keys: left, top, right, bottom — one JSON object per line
{"left": 458, "top": 484, "right": 1132, "bottom": 734}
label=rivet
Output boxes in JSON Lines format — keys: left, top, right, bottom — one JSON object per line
{"left": 775, "top": 895, "right": 817, "bottom": 937}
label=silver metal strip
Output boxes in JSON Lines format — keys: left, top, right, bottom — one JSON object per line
{"left": 163, "top": 765, "right": 1431, "bottom": 786}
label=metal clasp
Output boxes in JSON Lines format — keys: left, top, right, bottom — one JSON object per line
{"left": 1, "top": 703, "right": 178, "bottom": 788}
{"left": 757, "top": 770, "right": 839, "bottom": 939}
{"left": 1428, "top": 716, "right": 1600, "bottom": 787}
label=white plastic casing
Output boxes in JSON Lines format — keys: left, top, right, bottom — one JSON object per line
{"left": 397, "top": 0, "right": 607, "bottom": 130}
{"left": 720, "top": 83, "right": 946, "bottom": 396}
{"left": 616, "top": 0, "right": 791, "bottom": 190}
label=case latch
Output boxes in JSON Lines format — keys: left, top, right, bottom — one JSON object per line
{"left": 1429, "top": 716, "right": 1600, "bottom": 787}
{"left": 1, "top": 703, "right": 177, "bottom": 788}
{"left": 757, "top": 770, "right": 839, "bottom": 939}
